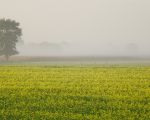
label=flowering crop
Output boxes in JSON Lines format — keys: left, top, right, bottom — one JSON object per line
{"left": 0, "top": 66, "right": 150, "bottom": 119}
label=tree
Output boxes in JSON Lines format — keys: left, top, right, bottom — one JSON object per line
{"left": 0, "top": 18, "right": 22, "bottom": 61}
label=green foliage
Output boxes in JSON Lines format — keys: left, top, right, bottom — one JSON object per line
{"left": 0, "top": 66, "right": 150, "bottom": 119}
{"left": 0, "top": 18, "right": 22, "bottom": 59}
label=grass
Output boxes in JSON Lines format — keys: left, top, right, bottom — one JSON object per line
{"left": 0, "top": 65, "right": 150, "bottom": 120}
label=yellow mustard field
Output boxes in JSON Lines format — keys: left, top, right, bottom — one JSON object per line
{"left": 0, "top": 66, "right": 150, "bottom": 120}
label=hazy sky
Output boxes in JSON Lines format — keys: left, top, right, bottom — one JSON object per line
{"left": 0, "top": 0, "right": 150, "bottom": 56}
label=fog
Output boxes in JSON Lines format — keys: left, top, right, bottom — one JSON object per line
{"left": 1, "top": 0, "right": 150, "bottom": 56}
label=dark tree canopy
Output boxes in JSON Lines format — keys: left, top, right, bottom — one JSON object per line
{"left": 0, "top": 18, "right": 22, "bottom": 60}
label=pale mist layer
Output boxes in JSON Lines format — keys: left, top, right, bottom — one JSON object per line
{"left": 17, "top": 41, "right": 149, "bottom": 57}
{"left": 1, "top": 0, "right": 150, "bottom": 57}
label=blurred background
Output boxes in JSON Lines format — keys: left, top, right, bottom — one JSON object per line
{"left": 0, "top": 0, "right": 150, "bottom": 57}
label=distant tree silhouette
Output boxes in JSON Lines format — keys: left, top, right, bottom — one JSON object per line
{"left": 0, "top": 18, "right": 22, "bottom": 60}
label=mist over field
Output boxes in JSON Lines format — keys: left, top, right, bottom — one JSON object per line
{"left": 0, "top": 0, "right": 150, "bottom": 57}
{"left": 1, "top": 1, "right": 150, "bottom": 120}
{"left": 17, "top": 41, "right": 149, "bottom": 57}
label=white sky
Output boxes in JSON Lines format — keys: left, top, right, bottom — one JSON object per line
{"left": 0, "top": 0, "right": 150, "bottom": 56}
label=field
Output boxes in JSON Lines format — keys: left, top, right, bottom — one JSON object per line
{"left": 0, "top": 65, "right": 150, "bottom": 120}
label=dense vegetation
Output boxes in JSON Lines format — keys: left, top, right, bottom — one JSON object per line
{"left": 0, "top": 66, "right": 150, "bottom": 119}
